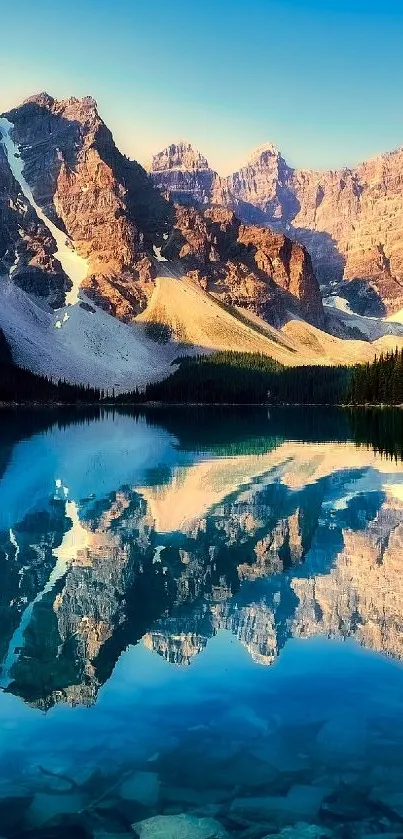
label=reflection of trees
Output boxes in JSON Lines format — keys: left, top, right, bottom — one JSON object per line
{"left": 348, "top": 408, "right": 403, "bottom": 462}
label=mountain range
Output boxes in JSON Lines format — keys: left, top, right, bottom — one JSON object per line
{"left": 151, "top": 139, "right": 403, "bottom": 317}
{"left": 1, "top": 93, "right": 403, "bottom": 389}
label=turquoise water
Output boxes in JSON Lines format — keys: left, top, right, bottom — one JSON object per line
{"left": 0, "top": 407, "right": 403, "bottom": 838}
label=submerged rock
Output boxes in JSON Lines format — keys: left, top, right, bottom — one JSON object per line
{"left": 370, "top": 788, "right": 403, "bottom": 819}
{"left": 18, "top": 826, "right": 91, "bottom": 839}
{"left": 0, "top": 794, "right": 32, "bottom": 832}
{"left": 360, "top": 834, "right": 403, "bottom": 839}
{"left": 230, "top": 785, "right": 331, "bottom": 826}
{"left": 249, "top": 739, "right": 309, "bottom": 775}
{"left": 161, "top": 786, "right": 229, "bottom": 806}
{"left": 263, "top": 824, "right": 331, "bottom": 838}
{"left": 119, "top": 770, "right": 160, "bottom": 806}
{"left": 27, "top": 791, "right": 86, "bottom": 827}
{"left": 132, "top": 813, "right": 228, "bottom": 838}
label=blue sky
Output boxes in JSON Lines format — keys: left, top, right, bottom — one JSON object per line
{"left": 2, "top": 0, "right": 403, "bottom": 174}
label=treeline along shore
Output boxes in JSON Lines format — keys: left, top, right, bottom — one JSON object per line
{"left": 1, "top": 336, "right": 403, "bottom": 408}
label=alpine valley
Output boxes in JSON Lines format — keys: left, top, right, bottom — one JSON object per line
{"left": 2, "top": 93, "right": 403, "bottom": 391}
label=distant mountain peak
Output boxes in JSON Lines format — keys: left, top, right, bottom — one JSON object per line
{"left": 21, "top": 93, "right": 98, "bottom": 117}
{"left": 152, "top": 141, "right": 211, "bottom": 173}
{"left": 246, "top": 142, "right": 280, "bottom": 166}
{"left": 23, "top": 92, "right": 55, "bottom": 109}
{"left": 66, "top": 94, "right": 98, "bottom": 110}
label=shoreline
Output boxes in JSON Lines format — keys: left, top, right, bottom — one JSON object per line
{"left": 0, "top": 402, "right": 401, "bottom": 409}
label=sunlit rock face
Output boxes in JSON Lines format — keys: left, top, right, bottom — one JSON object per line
{"left": 162, "top": 205, "right": 324, "bottom": 327}
{"left": 150, "top": 148, "right": 323, "bottom": 326}
{"left": 4, "top": 94, "right": 170, "bottom": 318}
{"left": 228, "top": 145, "right": 403, "bottom": 315}
{"left": 1, "top": 98, "right": 323, "bottom": 327}
{"left": 227, "top": 144, "right": 295, "bottom": 225}
{"left": 154, "top": 138, "right": 403, "bottom": 315}
{"left": 153, "top": 142, "right": 211, "bottom": 173}
{"left": 151, "top": 142, "right": 232, "bottom": 208}
{"left": 4, "top": 93, "right": 403, "bottom": 324}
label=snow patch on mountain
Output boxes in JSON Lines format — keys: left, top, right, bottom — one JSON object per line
{"left": 323, "top": 295, "right": 353, "bottom": 315}
{"left": 0, "top": 279, "right": 180, "bottom": 391}
{"left": 0, "top": 117, "right": 88, "bottom": 305}
{"left": 324, "top": 294, "right": 403, "bottom": 341}
{"left": 0, "top": 495, "right": 89, "bottom": 688}
{"left": 9, "top": 228, "right": 24, "bottom": 278}
{"left": 153, "top": 245, "right": 167, "bottom": 262}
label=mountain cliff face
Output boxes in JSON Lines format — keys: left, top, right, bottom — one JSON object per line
{"left": 0, "top": 96, "right": 324, "bottom": 329}
{"left": 151, "top": 141, "right": 231, "bottom": 208}
{"left": 162, "top": 205, "right": 324, "bottom": 326}
{"left": 227, "top": 143, "right": 295, "bottom": 226}
{"left": 0, "top": 98, "right": 325, "bottom": 336}
{"left": 152, "top": 140, "right": 403, "bottom": 316}
{"left": 0, "top": 141, "right": 69, "bottom": 306}
{"left": 229, "top": 145, "right": 403, "bottom": 316}
{"left": 3, "top": 93, "right": 172, "bottom": 320}
{"left": 1, "top": 91, "right": 402, "bottom": 338}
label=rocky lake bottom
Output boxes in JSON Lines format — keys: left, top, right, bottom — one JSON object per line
{"left": 0, "top": 407, "right": 402, "bottom": 838}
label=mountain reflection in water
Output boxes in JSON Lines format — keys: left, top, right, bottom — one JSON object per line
{"left": 0, "top": 407, "right": 402, "bottom": 838}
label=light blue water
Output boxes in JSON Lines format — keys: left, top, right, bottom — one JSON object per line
{"left": 0, "top": 407, "right": 402, "bottom": 838}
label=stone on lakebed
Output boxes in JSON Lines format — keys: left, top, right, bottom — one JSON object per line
{"left": 230, "top": 785, "right": 331, "bottom": 825}
{"left": 263, "top": 824, "right": 331, "bottom": 839}
{"left": 120, "top": 770, "right": 160, "bottom": 806}
{"left": 27, "top": 791, "right": 85, "bottom": 826}
{"left": 132, "top": 813, "right": 228, "bottom": 838}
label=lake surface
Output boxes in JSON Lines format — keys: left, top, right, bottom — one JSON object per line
{"left": 0, "top": 407, "right": 403, "bottom": 839}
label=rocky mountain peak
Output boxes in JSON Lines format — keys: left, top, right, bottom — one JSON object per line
{"left": 2, "top": 93, "right": 173, "bottom": 317}
{"left": 18, "top": 93, "right": 100, "bottom": 129}
{"left": 246, "top": 142, "right": 281, "bottom": 166}
{"left": 227, "top": 145, "right": 403, "bottom": 315}
{"left": 150, "top": 141, "right": 233, "bottom": 212}
{"left": 0, "top": 91, "right": 325, "bottom": 329}
{"left": 22, "top": 92, "right": 55, "bottom": 109}
{"left": 151, "top": 141, "right": 210, "bottom": 172}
